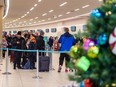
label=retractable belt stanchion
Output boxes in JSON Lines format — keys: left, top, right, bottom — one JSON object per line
{"left": 0, "top": 47, "right": 3, "bottom": 65}
{"left": 33, "top": 50, "right": 42, "bottom": 79}
{"left": 2, "top": 48, "right": 11, "bottom": 75}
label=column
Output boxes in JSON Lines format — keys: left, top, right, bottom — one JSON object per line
{"left": 0, "top": 6, "right": 3, "bottom": 60}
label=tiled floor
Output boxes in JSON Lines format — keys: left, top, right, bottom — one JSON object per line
{"left": 0, "top": 53, "right": 79, "bottom": 87}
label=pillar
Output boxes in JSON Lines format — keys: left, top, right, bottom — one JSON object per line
{"left": 0, "top": 6, "right": 3, "bottom": 60}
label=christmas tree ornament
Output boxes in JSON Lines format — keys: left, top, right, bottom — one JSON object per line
{"left": 89, "top": 40, "right": 95, "bottom": 47}
{"left": 87, "top": 46, "right": 99, "bottom": 58}
{"left": 83, "top": 39, "right": 91, "bottom": 50}
{"left": 84, "top": 79, "right": 93, "bottom": 87}
{"left": 75, "top": 56, "right": 90, "bottom": 71}
{"left": 109, "top": 27, "right": 116, "bottom": 55}
{"left": 70, "top": 46, "right": 78, "bottom": 58}
{"left": 97, "top": 34, "right": 107, "bottom": 45}
{"left": 91, "top": 9, "right": 102, "bottom": 18}
{"left": 80, "top": 81, "right": 85, "bottom": 87}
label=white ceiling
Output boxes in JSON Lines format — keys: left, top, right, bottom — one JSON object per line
{"left": 3, "top": 0, "right": 103, "bottom": 29}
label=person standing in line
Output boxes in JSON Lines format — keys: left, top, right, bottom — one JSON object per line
{"left": 13, "top": 31, "right": 23, "bottom": 69}
{"left": 2, "top": 37, "right": 8, "bottom": 58}
{"left": 58, "top": 27, "right": 75, "bottom": 73}
{"left": 36, "top": 30, "right": 45, "bottom": 56}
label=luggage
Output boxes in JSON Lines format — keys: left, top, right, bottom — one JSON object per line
{"left": 39, "top": 56, "right": 50, "bottom": 72}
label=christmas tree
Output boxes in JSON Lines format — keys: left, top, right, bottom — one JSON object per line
{"left": 69, "top": 0, "right": 116, "bottom": 87}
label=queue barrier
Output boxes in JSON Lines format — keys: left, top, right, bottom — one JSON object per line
{"left": 0, "top": 48, "right": 69, "bottom": 79}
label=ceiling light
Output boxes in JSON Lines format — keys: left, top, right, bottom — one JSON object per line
{"left": 42, "top": 13, "right": 47, "bottom": 16}
{"left": 59, "top": 2, "right": 67, "bottom": 7}
{"left": 82, "top": 5, "right": 90, "bottom": 8}
{"left": 38, "top": 0, "right": 42, "bottom": 2}
{"left": 24, "top": 14, "right": 27, "bottom": 16}
{"left": 66, "top": 12, "right": 71, "bottom": 14}
{"left": 34, "top": 4, "right": 38, "bottom": 7}
{"left": 58, "top": 15, "right": 63, "bottom": 17}
{"left": 30, "top": 19, "right": 33, "bottom": 21}
{"left": 48, "top": 18, "right": 51, "bottom": 20}
{"left": 34, "top": 22, "right": 37, "bottom": 23}
{"left": 35, "top": 17, "right": 38, "bottom": 19}
{"left": 42, "top": 20, "right": 45, "bottom": 22}
{"left": 27, "top": 12, "right": 29, "bottom": 14}
{"left": 3, "top": 0, "right": 10, "bottom": 19}
{"left": 49, "top": 10, "right": 54, "bottom": 13}
{"left": 30, "top": 7, "right": 34, "bottom": 11}
{"left": 99, "top": 0, "right": 102, "bottom": 1}
{"left": 21, "top": 16, "right": 25, "bottom": 18}
{"left": 18, "top": 18, "right": 21, "bottom": 20}
{"left": 75, "top": 8, "right": 80, "bottom": 11}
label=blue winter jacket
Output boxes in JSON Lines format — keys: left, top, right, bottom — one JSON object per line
{"left": 58, "top": 32, "right": 75, "bottom": 51}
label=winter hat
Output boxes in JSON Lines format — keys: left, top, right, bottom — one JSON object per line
{"left": 17, "top": 31, "right": 21, "bottom": 35}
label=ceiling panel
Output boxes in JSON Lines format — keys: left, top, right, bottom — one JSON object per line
{"left": 3, "top": 0, "right": 103, "bottom": 29}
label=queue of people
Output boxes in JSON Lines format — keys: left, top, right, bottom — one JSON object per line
{"left": 2, "top": 27, "right": 81, "bottom": 73}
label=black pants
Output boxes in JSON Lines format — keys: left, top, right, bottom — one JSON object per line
{"left": 14, "top": 51, "right": 22, "bottom": 68}
{"left": 2, "top": 50, "right": 6, "bottom": 58}
{"left": 59, "top": 53, "right": 70, "bottom": 67}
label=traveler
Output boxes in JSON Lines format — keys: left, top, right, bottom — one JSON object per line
{"left": 58, "top": 27, "right": 75, "bottom": 72}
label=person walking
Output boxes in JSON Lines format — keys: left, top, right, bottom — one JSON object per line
{"left": 58, "top": 27, "right": 75, "bottom": 72}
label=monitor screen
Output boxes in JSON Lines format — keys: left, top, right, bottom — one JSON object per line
{"left": 45, "top": 29, "right": 49, "bottom": 33}
{"left": 83, "top": 25, "right": 87, "bottom": 31}
{"left": 51, "top": 28, "right": 57, "bottom": 32}
{"left": 70, "top": 26, "right": 76, "bottom": 32}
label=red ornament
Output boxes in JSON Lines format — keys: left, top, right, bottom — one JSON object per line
{"left": 84, "top": 79, "right": 93, "bottom": 87}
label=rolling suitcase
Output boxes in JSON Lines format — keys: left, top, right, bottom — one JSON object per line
{"left": 39, "top": 56, "right": 50, "bottom": 72}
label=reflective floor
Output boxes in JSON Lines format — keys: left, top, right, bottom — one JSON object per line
{"left": 0, "top": 53, "right": 79, "bottom": 87}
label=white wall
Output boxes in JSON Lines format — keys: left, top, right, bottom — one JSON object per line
{"left": 4, "top": 17, "right": 88, "bottom": 37}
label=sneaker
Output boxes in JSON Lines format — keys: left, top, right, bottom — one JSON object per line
{"left": 58, "top": 67, "right": 62, "bottom": 72}
{"left": 65, "top": 69, "right": 68, "bottom": 73}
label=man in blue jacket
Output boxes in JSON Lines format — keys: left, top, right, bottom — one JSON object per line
{"left": 58, "top": 27, "right": 75, "bottom": 72}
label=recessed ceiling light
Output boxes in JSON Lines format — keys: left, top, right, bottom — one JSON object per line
{"left": 58, "top": 15, "right": 63, "bottom": 17}
{"left": 99, "top": 0, "right": 102, "bottom": 1}
{"left": 21, "top": 16, "right": 25, "bottom": 18}
{"left": 49, "top": 10, "right": 54, "bottom": 13}
{"left": 35, "top": 17, "right": 38, "bottom": 19}
{"left": 42, "top": 20, "right": 45, "bottom": 22}
{"left": 48, "top": 18, "right": 51, "bottom": 20}
{"left": 27, "top": 12, "right": 29, "bottom": 14}
{"left": 66, "top": 12, "right": 71, "bottom": 14}
{"left": 30, "top": 19, "right": 33, "bottom": 21}
{"left": 34, "top": 4, "right": 38, "bottom": 7}
{"left": 30, "top": 7, "right": 34, "bottom": 11}
{"left": 34, "top": 22, "right": 37, "bottom": 23}
{"left": 38, "top": 0, "right": 42, "bottom": 2}
{"left": 82, "top": 5, "right": 90, "bottom": 8}
{"left": 75, "top": 8, "right": 80, "bottom": 11}
{"left": 59, "top": 2, "right": 67, "bottom": 7}
{"left": 42, "top": 13, "right": 47, "bottom": 16}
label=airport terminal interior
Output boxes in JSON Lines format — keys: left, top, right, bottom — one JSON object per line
{"left": 0, "top": 0, "right": 116, "bottom": 87}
